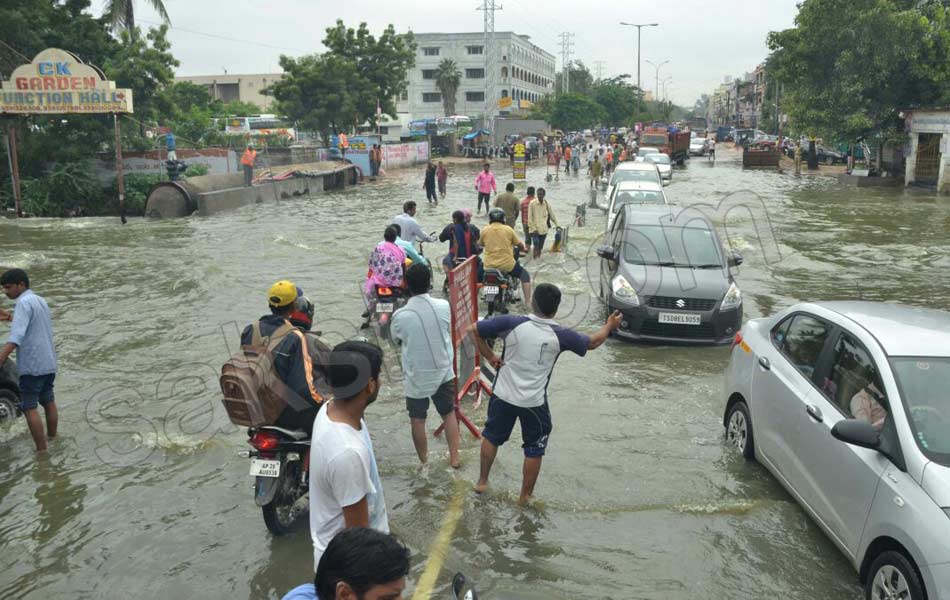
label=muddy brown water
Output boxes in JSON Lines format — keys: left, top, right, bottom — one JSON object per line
{"left": 2, "top": 148, "right": 947, "bottom": 599}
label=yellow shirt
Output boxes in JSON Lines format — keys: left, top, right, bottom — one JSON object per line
{"left": 528, "top": 198, "right": 559, "bottom": 235}
{"left": 480, "top": 222, "right": 521, "bottom": 271}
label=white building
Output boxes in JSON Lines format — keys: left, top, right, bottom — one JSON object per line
{"left": 397, "top": 31, "right": 556, "bottom": 122}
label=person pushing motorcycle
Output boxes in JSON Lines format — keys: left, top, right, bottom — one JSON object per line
{"left": 479, "top": 209, "right": 532, "bottom": 306}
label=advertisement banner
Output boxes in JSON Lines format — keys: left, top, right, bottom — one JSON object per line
{"left": 513, "top": 142, "right": 526, "bottom": 180}
{"left": 1, "top": 48, "right": 133, "bottom": 114}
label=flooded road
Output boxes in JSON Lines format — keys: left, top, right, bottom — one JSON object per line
{"left": 2, "top": 148, "right": 948, "bottom": 599}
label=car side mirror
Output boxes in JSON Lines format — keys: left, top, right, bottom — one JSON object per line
{"left": 728, "top": 252, "right": 744, "bottom": 267}
{"left": 831, "top": 419, "right": 880, "bottom": 450}
{"left": 596, "top": 245, "right": 616, "bottom": 260}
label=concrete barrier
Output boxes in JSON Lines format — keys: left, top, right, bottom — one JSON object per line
{"left": 145, "top": 162, "right": 358, "bottom": 218}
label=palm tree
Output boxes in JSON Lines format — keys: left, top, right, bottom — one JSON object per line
{"left": 434, "top": 59, "right": 461, "bottom": 117}
{"left": 104, "top": 0, "right": 171, "bottom": 35}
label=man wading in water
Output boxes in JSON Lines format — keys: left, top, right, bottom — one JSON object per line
{"left": 469, "top": 283, "right": 621, "bottom": 504}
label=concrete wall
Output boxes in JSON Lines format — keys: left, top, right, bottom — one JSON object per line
{"left": 145, "top": 164, "right": 358, "bottom": 219}
{"left": 174, "top": 73, "right": 282, "bottom": 110}
{"left": 905, "top": 110, "right": 950, "bottom": 192}
{"left": 95, "top": 148, "right": 238, "bottom": 183}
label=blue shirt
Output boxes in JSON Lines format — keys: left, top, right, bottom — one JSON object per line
{"left": 395, "top": 238, "right": 427, "bottom": 267}
{"left": 281, "top": 584, "right": 318, "bottom": 600}
{"left": 7, "top": 289, "right": 57, "bottom": 376}
{"left": 390, "top": 294, "right": 455, "bottom": 398}
{"left": 166, "top": 132, "right": 176, "bottom": 151}
{"left": 476, "top": 314, "right": 589, "bottom": 408}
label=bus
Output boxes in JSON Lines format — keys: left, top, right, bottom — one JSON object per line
{"left": 223, "top": 115, "right": 297, "bottom": 142}
{"left": 436, "top": 115, "right": 473, "bottom": 136}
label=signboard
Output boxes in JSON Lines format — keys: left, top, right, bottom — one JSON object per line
{"left": 512, "top": 142, "right": 526, "bottom": 180}
{"left": 519, "top": 99, "right": 533, "bottom": 109}
{"left": 1, "top": 48, "right": 133, "bottom": 114}
{"left": 498, "top": 96, "right": 512, "bottom": 109}
{"left": 444, "top": 255, "right": 484, "bottom": 438}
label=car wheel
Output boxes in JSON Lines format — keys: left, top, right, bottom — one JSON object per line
{"left": 0, "top": 388, "right": 18, "bottom": 425}
{"left": 725, "top": 400, "right": 755, "bottom": 460}
{"left": 866, "top": 551, "right": 924, "bottom": 600}
{"left": 825, "top": 156, "right": 835, "bottom": 166}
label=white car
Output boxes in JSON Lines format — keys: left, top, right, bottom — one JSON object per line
{"left": 724, "top": 301, "right": 950, "bottom": 600}
{"left": 635, "top": 146, "right": 661, "bottom": 162}
{"left": 604, "top": 161, "right": 663, "bottom": 200}
{"left": 604, "top": 180, "right": 668, "bottom": 232}
{"left": 644, "top": 153, "right": 672, "bottom": 182}
{"left": 689, "top": 138, "right": 708, "bottom": 156}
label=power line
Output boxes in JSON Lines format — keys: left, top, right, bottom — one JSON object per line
{"left": 477, "top": 0, "right": 503, "bottom": 121}
{"left": 138, "top": 19, "right": 312, "bottom": 54}
{"left": 558, "top": 32, "right": 574, "bottom": 94}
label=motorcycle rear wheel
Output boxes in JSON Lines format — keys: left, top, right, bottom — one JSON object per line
{"left": 262, "top": 463, "right": 302, "bottom": 535}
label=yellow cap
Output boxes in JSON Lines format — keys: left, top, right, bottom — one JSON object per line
{"left": 267, "top": 280, "right": 297, "bottom": 307}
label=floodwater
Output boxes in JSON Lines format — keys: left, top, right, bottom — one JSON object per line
{"left": 1, "top": 147, "right": 948, "bottom": 599}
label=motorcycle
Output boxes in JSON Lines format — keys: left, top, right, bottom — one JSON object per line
{"left": 371, "top": 285, "right": 406, "bottom": 341}
{"left": 241, "top": 425, "right": 311, "bottom": 535}
{"left": 0, "top": 359, "right": 20, "bottom": 426}
{"left": 482, "top": 268, "right": 516, "bottom": 317}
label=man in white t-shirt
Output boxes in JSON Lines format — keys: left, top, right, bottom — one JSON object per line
{"left": 309, "top": 340, "right": 389, "bottom": 571}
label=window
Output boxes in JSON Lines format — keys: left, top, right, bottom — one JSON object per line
{"left": 422, "top": 92, "right": 442, "bottom": 103}
{"left": 465, "top": 68, "right": 485, "bottom": 79}
{"left": 775, "top": 315, "right": 831, "bottom": 378}
{"left": 378, "top": 126, "right": 389, "bottom": 134}
{"left": 822, "top": 333, "right": 888, "bottom": 428}
{"left": 400, "top": 90, "right": 408, "bottom": 101}
{"left": 466, "top": 45, "right": 484, "bottom": 55}
{"left": 422, "top": 69, "right": 436, "bottom": 80}
{"left": 465, "top": 91, "right": 485, "bottom": 102}
{"left": 500, "top": 89, "right": 508, "bottom": 98}
{"left": 422, "top": 47, "right": 440, "bottom": 56}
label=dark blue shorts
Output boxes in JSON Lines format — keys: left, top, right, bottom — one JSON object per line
{"left": 481, "top": 395, "right": 552, "bottom": 457}
{"left": 18, "top": 373, "right": 56, "bottom": 411}
{"left": 532, "top": 233, "right": 547, "bottom": 249}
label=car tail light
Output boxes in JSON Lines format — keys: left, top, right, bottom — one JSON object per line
{"left": 249, "top": 431, "right": 280, "bottom": 451}
{"left": 731, "top": 332, "right": 743, "bottom": 350}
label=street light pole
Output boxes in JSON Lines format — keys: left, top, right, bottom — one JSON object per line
{"left": 620, "top": 22, "right": 658, "bottom": 126}
{"left": 645, "top": 59, "right": 669, "bottom": 105}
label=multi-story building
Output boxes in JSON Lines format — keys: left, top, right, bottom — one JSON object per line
{"left": 397, "top": 31, "right": 556, "bottom": 122}
{"left": 174, "top": 73, "right": 282, "bottom": 111}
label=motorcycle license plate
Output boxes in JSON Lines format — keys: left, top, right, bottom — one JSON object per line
{"left": 376, "top": 303, "right": 394, "bottom": 313}
{"left": 249, "top": 459, "right": 281, "bottom": 478}
{"left": 483, "top": 285, "right": 499, "bottom": 295}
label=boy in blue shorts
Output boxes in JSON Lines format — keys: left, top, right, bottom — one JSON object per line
{"left": 0, "top": 269, "right": 58, "bottom": 453}
{"left": 470, "top": 283, "right": 621, "bottom": 503}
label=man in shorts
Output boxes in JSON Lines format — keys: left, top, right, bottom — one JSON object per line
{"left": 0, "top": 268, "right": 58, "bottom": 453}
{"left": 391, "top": 263, "right": 461, "bottom": 468}
{"left": 470, "top": 283, "right": 621, "bottom": 503}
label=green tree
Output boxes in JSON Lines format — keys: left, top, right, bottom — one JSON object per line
{"left": 266, "top": 54, "right": 361, "bottom": 143}
{"left": 103, "top": 0, "right": 170, "bottom": 36}
{"left": 321, "top": 20, "right": 416, "bottom": 126}
{"left": 593, "top": 75, "right": 638, "bottom": 126}
{"left": 434, "top": 59, "right": 461, "bottom": 116}
{"left": 555, "top": 61, "right": 594, "bottom": 95}
{"left": 768, "top": 0, "right": 950, "bottom": 142}
{"left": 548, "top": 93, "right": 605, "bottom": 131}
{"left": 222, "top": 100, "right": 262, "bottom": 117}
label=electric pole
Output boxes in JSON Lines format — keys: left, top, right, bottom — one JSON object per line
{"left": 558, "top": 32, "right": 574, "bottom": 94}
{"left": 620, "top": 22, "right": 658, "bottom": 125}
{"left": 477, "top": 0, "right": 502, "bottom": 130}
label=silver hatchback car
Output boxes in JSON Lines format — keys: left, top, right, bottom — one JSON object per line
{"left": 723, "top": 301, "right": 950, "bottom": 599}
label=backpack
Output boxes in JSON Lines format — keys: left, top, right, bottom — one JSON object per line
{"left": 219, "top": 320, "right": 296, "bottom": 427}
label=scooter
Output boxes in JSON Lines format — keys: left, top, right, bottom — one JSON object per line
{"left": 241, "top": 425, "right": 311, "bottom": 535}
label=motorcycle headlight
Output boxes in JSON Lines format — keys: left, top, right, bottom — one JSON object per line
{"left": 611, "top": 274, "right": 640, "bottom": 306}
{"left": 721, "top": 282, "right": 742, "bottom": 310}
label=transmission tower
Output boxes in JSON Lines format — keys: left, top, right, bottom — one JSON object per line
{"left": 594, "top": 60, "right": 606, "bottom": 81}
{"left": 558, "top": 32, "right": 574, "bottom": 94}
{"left": 478, "top": 0, "right": 502, "bottom": 124}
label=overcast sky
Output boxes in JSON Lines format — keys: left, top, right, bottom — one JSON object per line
{"left": 119, "top": 0, "right": 801, "bottom": 106}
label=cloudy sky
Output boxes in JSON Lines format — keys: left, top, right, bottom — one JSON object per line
{"left": 119, "top": 0, "right": 801, "bottom": 106}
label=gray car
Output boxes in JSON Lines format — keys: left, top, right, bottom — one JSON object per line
{"left": 597, "top": 206, "right": 743, "bottom": 344}
{"left": 724, "top": 301, "right": 950, "bottom": 599}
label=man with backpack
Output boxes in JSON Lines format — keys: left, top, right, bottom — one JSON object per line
{"left": 237, "top": 280, "right": 325, "bottom": 432}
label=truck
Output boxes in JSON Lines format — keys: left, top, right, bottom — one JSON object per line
{"left": 639, "top": 127, "right": 691, "bottom": 165}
